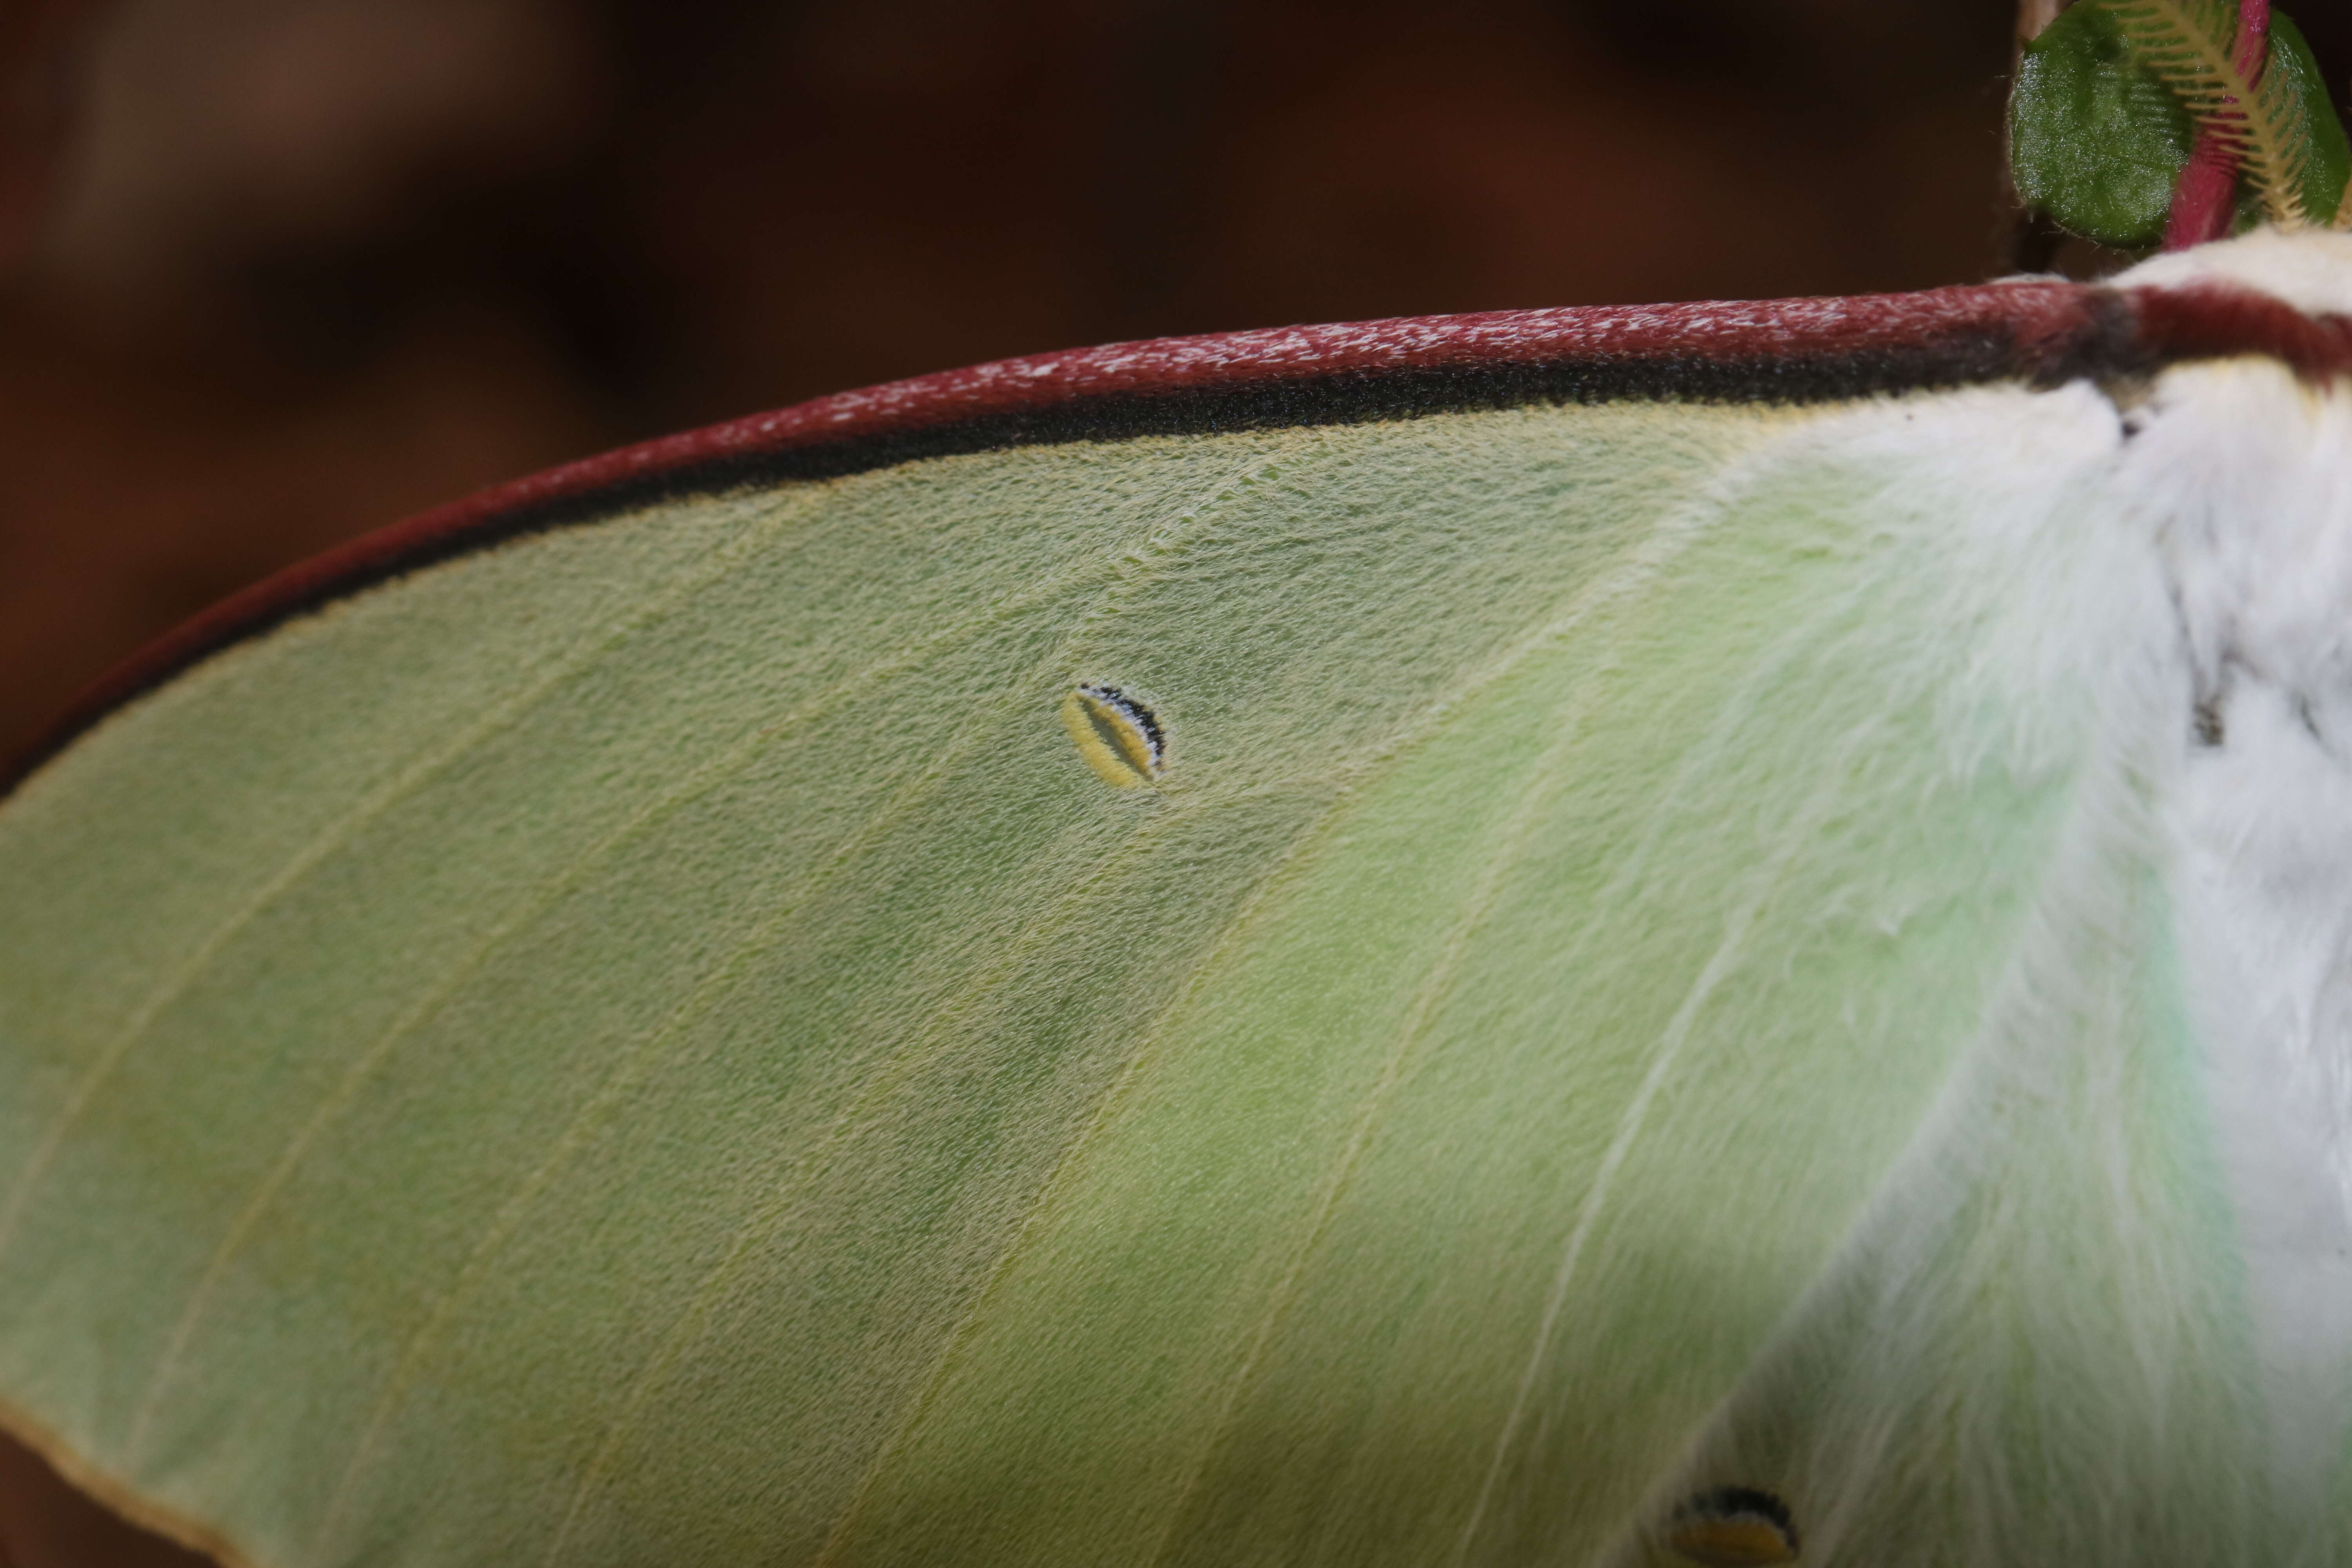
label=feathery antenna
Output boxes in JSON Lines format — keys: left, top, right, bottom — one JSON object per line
{"left": 2100, "top": 0, "right": 2315, "bottom": 241}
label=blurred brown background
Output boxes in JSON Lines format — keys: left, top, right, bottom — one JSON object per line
{"left": 2, "top": 2, "right": 2350, "bottom": 1562}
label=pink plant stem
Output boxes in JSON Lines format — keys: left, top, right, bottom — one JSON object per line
{"left": 2162, "top": 0, "right": 2270, "bottom": 249}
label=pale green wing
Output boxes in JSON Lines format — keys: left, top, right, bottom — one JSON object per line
{"left": 0, "top": 256, "right": 2339, "bottom": 1568}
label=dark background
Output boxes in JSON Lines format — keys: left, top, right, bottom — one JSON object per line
{"left": 1, "top": 2, "right": 2350, "bottom": 1561}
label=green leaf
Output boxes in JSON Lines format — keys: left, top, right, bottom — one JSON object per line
{"left": 2010, "top": 1, "right": 2197, "bottom": 249}
{"left": 2267, "top": 13, "right": 2352, "bottom": 225}
{"left": 2011, "top": 2, "right": 2352, "bottom": 240}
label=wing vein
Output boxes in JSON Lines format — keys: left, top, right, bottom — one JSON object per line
{"left": 809, "top": 453, "right": 1759, "bottom": 1566}
{"left": 299, "top": 534, "right": 1148, "bottom": 1561}
{"left": 1138, "top": 674, "right": 1603, "bottom": 1568}
{"left": 0, "top": 495, "right": 827, "bottom": 1270}
{"left": 127, "top": 526, "right": 1118, "bottom": 1472}
{"left": 1449, "top": 715, "right": 1884, "bottom": 1565}
{"left": 534, "top": 453, "right": 1292, "bottom": 1568}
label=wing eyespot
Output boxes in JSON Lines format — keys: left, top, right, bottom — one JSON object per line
{"left": 1661, "top": 1486, "right": 1800, "bottom": 1566}
{"left": 1061, "top": 683, "right": 1165, "bottom": 788}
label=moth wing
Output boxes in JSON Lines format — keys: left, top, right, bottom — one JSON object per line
{"left": 0, "top": 285, "right": 2269, "bottom": 1567}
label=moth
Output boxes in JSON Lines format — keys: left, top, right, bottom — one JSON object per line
{"left": 2, "top": 227, "right": 2351, "bottom": 1568}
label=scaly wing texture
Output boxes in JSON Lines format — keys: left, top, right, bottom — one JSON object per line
{"left": 5, "top": 239, "right": 2352, "bottom": 1567}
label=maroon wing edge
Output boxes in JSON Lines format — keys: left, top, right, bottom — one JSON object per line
{"left": 9, "top": 275, "right": 2350, "bottom": 797}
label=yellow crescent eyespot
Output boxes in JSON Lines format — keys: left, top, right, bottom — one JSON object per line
{"left": 1061, "top": 683, "right": 1164, "bottom": 788}
{"left": 1662, "top": 1487, "right": 1800, "bottom": 1566}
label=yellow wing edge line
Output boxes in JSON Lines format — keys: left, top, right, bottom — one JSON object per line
{"left": 0, "top": 1398, "right": 254, "bottom": 1568}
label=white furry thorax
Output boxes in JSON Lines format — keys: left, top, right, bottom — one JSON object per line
{"left": 2115, "top": 230, "right": 2352, "bottom": 1493}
